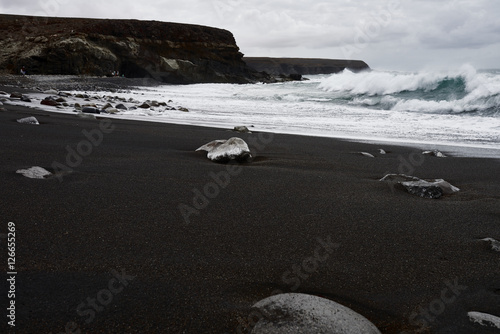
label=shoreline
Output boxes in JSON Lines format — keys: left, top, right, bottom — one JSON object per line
{"left": 1, "top": 75, "right": 499, "bottom": 160}
{"left": 1, "top": 100, "right": 500, "bottom": 333}
{"left": 2, "top": 91, "right": 500, "bottom": 160}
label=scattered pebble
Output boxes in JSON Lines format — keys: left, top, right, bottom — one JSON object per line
{"left": 17, "top": 116, "right": 39, "bottom": 125}
{"left": 423, "top": 150, "right": 446, "bottom": 157}
{"left": 16, "top": 166, "right": 52, "bottom": 179}
{"left": 81, "top": 106, "right": 100, "bottom": 114}
{"left": 360, "top": 152, "right": 375, "bottom": 158}
{"left": 233, "top": 125, "right": 251, "bottom": 133}
{"left": 115, "top": 103, "right": 128, "bottom": 110}
{"left": 41, "top": 97, "right": 60, "bottom": 107}
{"left": 10, "top": 92, "right": 23, "bottom": 99}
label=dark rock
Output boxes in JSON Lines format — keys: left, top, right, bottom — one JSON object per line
{"left": 115, "top": 103, "right": 128, "bottom": 110}
{"left": 40, "top": 98, "right": 59, "bottom": 107}
{"left": 233, "top": 126, "right": 251, "bottom": 133}
{"left": 10, "top": 92, "right": 23, "bottom": 99}
{"left": 0, "top": 14, "right": 278, "bottom": 84}
{"left": 138, "top": 103, "right": 150, "bottom": 109}
{"left": 55, "top": 97, "right": 67, "bottom": 103}
{"left": 81, "top": 107, "right": 101, "bottom": 114}
{"left": 177, "top": 107, "right": 189, "bottom": 112}
{"left": 288, "top": 73, "right": 303, "bottom": 81}
{"left": 102, "top": 102, "right": 113, "bottom": 110}
{"left": 20, "top": 95, "right": 31, "bottom": 102}
{"left": 244, "top": 57, "right": 370, "bottom": 75}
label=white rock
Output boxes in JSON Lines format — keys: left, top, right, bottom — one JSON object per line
{"left": 468, "top": 311, "right": 500, "bottom": 329}
{"left": 401, "top": 179, "right": 460, "bottom": 195}
{"left": 360, "top": 152, "right": 375, "bottom": 158}
{"left": 251, "top": 293, "right": 381, "bottom": 334}
{"left": 104, "top": 107, "right": 119, "bottom": 114}
{"left": 378, "top": 149, "right": 386, "bottom": 154}
{"left": 422, "top": 150, "right": 447, "bottom": 157}
{"left": 196, "top": 137, "right": 252, "bottom": 162}
{"left": 17, "top": 116, "right": 39, "bottom": 125}
{"left": 481, "top": 238, "right": 500, "bottom": 252}
{"left": 43, "top": 89, "right": 59, "bottom": 95}
{"left": 16, "top": 166, "right": 52, "bottom": 179}
{"left": 380, "top": 174, "right": 459, "bottom": 199}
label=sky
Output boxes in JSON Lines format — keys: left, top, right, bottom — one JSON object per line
{"left": 1, "top": 0, "right": 499, "bottom": 71}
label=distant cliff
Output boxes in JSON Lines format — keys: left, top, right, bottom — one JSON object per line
{"left": 0, "top": 14, "right": 269, "bottom": 84}
{"left": 243, "top": 57, "right": 370, "bottom": 75}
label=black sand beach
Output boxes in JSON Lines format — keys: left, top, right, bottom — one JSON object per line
{"left": 1, "top": 98, "right": 499, "bottom": 333}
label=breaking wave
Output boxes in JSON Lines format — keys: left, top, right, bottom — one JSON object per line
{"left": 318, "top": 64, "right": 500, "bottom": 116}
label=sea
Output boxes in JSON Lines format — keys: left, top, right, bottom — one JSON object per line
{"left": 17, "top": 64, "right": 500, "bottom": 158}
{"left": 107, "top": 64, "right": 500, "bottom": 157}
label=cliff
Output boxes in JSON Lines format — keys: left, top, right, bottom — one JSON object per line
{"left": 0, "top": 14, "right": 269, "bottom": 84}
{"left": 243, "top": 57, "right": 370, "bottom": 75}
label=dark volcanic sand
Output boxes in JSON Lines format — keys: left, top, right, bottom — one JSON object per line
{"left": 0, "top": 100, "right": 499, "bottom": 333}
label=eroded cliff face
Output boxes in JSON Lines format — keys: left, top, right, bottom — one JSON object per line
{"left": 0, "top": 14, "right": 267, "bottom": 84}
{"left": 243, "top": 57, "right": 370, "bottom": 75}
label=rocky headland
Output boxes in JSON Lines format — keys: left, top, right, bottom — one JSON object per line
{"left": 243, "top": 57, "right": 370, "bottom": 75}
{"left": 0, "top": 14, "right": 271, "bottom": 84}
{"left": 0, "top": 14, "right": 370, "bottom": 85}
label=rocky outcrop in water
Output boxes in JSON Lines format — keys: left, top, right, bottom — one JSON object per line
{"left": 243, "top": 57, "right": 370, "bottom": 75}
{"left": 0, "top": 14, "right": 270, "bottom": 84}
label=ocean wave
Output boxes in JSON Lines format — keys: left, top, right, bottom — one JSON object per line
{"left": 318, "top": 65, "right": 500, "bottom": 116}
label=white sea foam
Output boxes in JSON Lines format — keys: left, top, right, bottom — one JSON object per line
{"left": 7, "top": 66, "right": 500, "bottom": 158}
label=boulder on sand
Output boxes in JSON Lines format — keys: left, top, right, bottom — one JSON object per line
{"left": 380, "top": 174, "right": 460, "bottom": 199}
{"left": 196, "top": 137, "right": 252, "bottom": 162}
{"left": 251, "top": 293, "right": 381, "bottom": 334}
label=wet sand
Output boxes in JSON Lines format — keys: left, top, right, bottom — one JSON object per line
{"left": 0, "top": 97, "right": 499, "bottom": 333}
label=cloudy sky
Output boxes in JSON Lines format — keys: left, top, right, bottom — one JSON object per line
{"left": 1, "top": 0, "right": 499, "bottom": 71}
